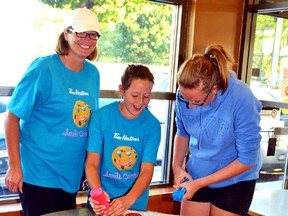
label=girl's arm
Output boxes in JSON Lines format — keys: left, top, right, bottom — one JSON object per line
{"left": 106, "top": 162, "right": 154, "bottom": 216}
{"left": 172, "top": 134, "right": 191, "bottom": 184}
{"left": 182, "top": 160, "right": 254, "bottom": 200}
{"left": 85, "top": 151, "right": 101, "bottom": 189}
{"left": 85, "top": 152, "right": 109, "bottom": 215}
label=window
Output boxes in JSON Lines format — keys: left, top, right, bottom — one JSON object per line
{"left": 0, "top": 0, "right": 187, "bottom": 200}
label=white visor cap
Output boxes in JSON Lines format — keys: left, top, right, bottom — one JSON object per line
{"left": 65, "top": 8, "right": 101, "bottom": 34}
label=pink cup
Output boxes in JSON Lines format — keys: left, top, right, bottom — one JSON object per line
{"left": 90, "top": 187, "right": 110, "bottom": 211}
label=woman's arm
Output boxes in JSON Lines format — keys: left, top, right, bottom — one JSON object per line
{"left": 4, "top": 111, "right": 23, "bottom": 193}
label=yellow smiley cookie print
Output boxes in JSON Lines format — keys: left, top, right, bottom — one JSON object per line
{"left": 73, "top": 100, "right": 91, "bottom": 128}
{"left": 112, "top": 146, "right": 137, "bottom": 171}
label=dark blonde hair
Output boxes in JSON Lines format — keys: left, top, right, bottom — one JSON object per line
{"left": 177, "top": 44, "right": 234, "bottom": 94}
{"left": 55, "top": 30, "right": 98, "bottom": 61}
{"left": 121, "top": 64, "right": 154, "bottom": 91}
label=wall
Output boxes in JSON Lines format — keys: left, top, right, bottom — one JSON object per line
{"left": 187, "top": 0, "right": 244, "bottom": 73}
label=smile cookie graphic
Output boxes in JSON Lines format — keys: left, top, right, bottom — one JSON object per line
{"left": 73, "top": 101, "right": 91, "bottom": 128}
{"left": 112, "top": 146, "right": 137, "bottom": 170}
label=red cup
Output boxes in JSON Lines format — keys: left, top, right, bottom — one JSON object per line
{"left": 90, "top": 187, "right": 110, "bottom": 211}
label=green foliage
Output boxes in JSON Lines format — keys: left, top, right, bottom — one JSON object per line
{"left": 39, "top": 0, "right": 173, "bottom": 65}
{"left": 253, "top": 15, "right": 279, "bottom": 83}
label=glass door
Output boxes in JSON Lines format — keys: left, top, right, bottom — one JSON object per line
{"left": 243, "top": 1, "right": 288, "bottom": 190}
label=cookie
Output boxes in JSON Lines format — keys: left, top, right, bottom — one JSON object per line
{"left": 73, "top": 100, "right": 91, "bottom": 128}
{"left": 112, "top": 146, "right": 137, "bottom": 170}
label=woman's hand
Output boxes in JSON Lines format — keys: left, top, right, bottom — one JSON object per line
{"left": 5, "top": 165, "right": 23, "bottom": 193}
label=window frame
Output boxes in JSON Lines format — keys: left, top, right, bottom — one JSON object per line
{"left": 0, "top": 0, "right": 191, "bottom": 202}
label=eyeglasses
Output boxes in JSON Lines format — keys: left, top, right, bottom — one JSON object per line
{"left": 68, "top": 28, "right": 101, "bottom": 40}
{"left": 177, "top": 86, "right": 213, "bottom": 106}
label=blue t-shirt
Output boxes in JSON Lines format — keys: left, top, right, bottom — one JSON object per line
{"left": 8, "top": 53, "right": 100, "bottom": 193}
{"left": 175, "top": 71, "right": 262, "bottom": 188}
{"left": 87, "top": 101, "right": 161, "bottom": 211}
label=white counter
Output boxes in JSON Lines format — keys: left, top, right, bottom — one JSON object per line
{"left": 249, "top": 189, "right": 288, "bottom": 216}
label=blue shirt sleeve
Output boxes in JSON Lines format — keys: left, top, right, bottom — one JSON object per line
{"left": 233, "top": 85, "right": 262, "bottom": 166}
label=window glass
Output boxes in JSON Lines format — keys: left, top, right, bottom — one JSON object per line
{"left": 250, "top": 14, "right": 288, "bottom": 103}
{"left": 0, "top": 0, "right": 179, "bottom": 199}
{"left": 249, "top": 14, "right": 288, "bottom": 190}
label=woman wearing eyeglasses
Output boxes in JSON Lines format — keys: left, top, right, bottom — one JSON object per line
{"left": 172, "top": 44, "right": 262, "bottom": 216}
{"left": 4, "top": 8, "right": 101, "bottom": 216}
